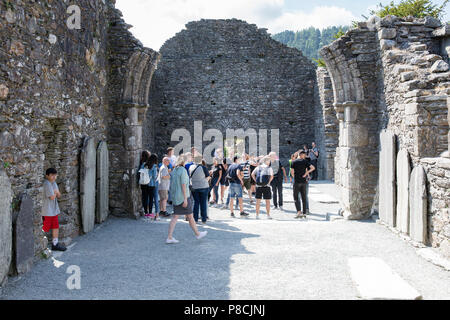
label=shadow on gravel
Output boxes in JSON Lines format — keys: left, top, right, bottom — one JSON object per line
{"left": 1, "top": 216, "right": 259, "bottom": 300}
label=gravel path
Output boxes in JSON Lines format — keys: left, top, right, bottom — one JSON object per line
{"left": 1, "top": 181, "right": 449, "bottom": 300}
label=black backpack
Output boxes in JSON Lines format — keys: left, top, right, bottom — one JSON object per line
{"left": 226, "top": 165, "right": 238, "bottom": 182}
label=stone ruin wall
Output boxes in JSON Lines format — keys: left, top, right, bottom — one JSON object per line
{"left": 0, "top": 0, "right": 159, "bottom": 284}
{"left": 321, "top": 26, "right": 382, "bottom": 220}
{"left": 107, "top": 4, "right": 160, "bottom": 218}
{"left": 376, "top": 17, "right": 450, "bottom": 256}
{"left": 320, "top": 16, "right": 450, "bottom": 257}
{"left": 145, "top": 19, "right": 317, "bottom": 163}
{"left": 0, "top": 0, "right": 111, "bottom": 259}
{"left": 315, "top": 67, "right": 338, "bottom": 181}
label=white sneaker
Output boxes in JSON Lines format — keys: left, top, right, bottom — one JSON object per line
{"left": 279, "top": 206, "right": 284, "bottom": 211}
{"left": 166, "top": 238, "right": 179, "bottom": 244}
{"left": 196, "top": 231, "right": 208, "bottom": 240}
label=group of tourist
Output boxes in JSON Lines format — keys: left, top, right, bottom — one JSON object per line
{"left": 138, "top": 143, "right": 318, "bottom": 244}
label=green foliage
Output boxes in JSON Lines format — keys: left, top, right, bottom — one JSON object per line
{"left": 3, "top": 161, "right": 10, "bottom": 169}
{"left": 272, "top": 26, "right": 350, "bottom": 61}
{"left": 333, "top": 28, "right": 346, "bottom": 39}
{"left": 313, "top": 58, "right": 327, "bottom": 68}
{"left": 370, "top": 0, "right": 449, "bottom": 20}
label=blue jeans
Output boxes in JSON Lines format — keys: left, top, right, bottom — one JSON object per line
{"left": 192, "top": 188, "right": 209, "bottom": 222}
{"left": 152, "top": 181, "right": 160, "bottom": 214}
{"left": 229, "top": 182, "right": 243, "bottom": 198}
{"left": 209, "top": 177, "right": 220, "bottom": 202}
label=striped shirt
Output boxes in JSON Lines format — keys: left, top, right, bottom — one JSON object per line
{"left": 241, "top": 161, "right": 251, "bottom": 179}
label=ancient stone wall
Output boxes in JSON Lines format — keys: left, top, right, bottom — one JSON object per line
{"left": 0, "top": 0, "right": 159, "bottom": 281}
{"left": 375, "top": 17, "right": 449, "bottom": 257}
{"left": 315, "top": 67, "right": 338, "bottom": 180}
{"left": 106, "top": 3, "right": 160, "bottom": 218}
{"left": 320, "top": 26, "right": 381, "bottom": 220}
{"left": 320, "top": 16, "right": 449, "bottom": 257}
{"left": 146, "top": 19, "right": 317, "bottom": 163}
{"left": 0, "top": 0, "right": 111, "bottom": 256}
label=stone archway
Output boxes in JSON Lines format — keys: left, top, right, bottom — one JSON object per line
{"left": 320, "top": 28, "right": 380, "bottom": 220}
{"left": 108, "top": 48, "right": 161, "bottom": 218}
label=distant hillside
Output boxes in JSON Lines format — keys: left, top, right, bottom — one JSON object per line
{"left": 272, "top": 26, "right": 350, "bottom": 61}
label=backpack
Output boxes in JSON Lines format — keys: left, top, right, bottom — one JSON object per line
{"left": 148, "top": 165, "right": 158, "bottom": 187}
{"left": 256, "top": 166, "right": 271, "bottom": 186}
{"left": 138, "top": 166, "right": 150, "bottom": 185}
{"left": 226, "top": 165, "right": 238, "bottom": 182}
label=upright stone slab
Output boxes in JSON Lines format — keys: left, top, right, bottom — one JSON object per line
{"left": 96, "top": 141, "right": 109, "bottom": 224}
{"left": 80, "top": 137, "right": 96, "bottom": 234}
{"left": 396, "top": 149, "right": 411, "bottom": 234}
{"left": 409, "top": 165, "right": 427, "bottom": 244}
{"left": 379, "top": 130, "right": 397, "bottom": 227}
{"left": 0, "top": 168, "right": 12, "bottom": 286}
{"left": 15, "top": 195, "right": 34, "bottom": 274}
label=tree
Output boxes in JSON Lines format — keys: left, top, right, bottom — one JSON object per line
{"left": 272, "top": 25, "right": 350, "bottom": 61}
{"left": 371, "top": 0, "right": 449, "bottom": 20}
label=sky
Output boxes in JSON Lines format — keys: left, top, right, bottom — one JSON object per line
{"left": 115, "top": 0, "right": 450, "bottom": 50}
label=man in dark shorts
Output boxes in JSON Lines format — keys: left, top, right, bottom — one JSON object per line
{"left": 251, "top": 156, "right": 274, "bottom": 219}
{"left": 291, "top": 151, "right": 315, "bottom": 218}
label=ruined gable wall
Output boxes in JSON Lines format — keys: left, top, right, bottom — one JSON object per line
{"left": 146, "top": 19, "right": 317, "bottom": 162}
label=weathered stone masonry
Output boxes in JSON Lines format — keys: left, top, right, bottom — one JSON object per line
{"left": 320, "top": 17, "right": 450, "bottom": 257}
{"left": 0, "top": 0, "right": 159, "bottom": 285}
{"left": 315, "top": 67, "right": 338, "bottom": 180}
{"left": 145, "top": 19, "right": 317, "bottom": 163}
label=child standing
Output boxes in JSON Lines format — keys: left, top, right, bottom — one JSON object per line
{"left": 42, "top": 168, "right": 66, "bottom": 251}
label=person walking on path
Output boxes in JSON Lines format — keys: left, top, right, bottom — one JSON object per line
{"left": 209, "top": 157, "right": 223, "bottom": 206}
{"left": 251, "top": 156, "right": 274, "bottom": 219}
{"left": 227, "top": 156, "right": 249, "bottom": 218}
{"left": 189, "top": 155, "right": 211, "bottom": 224}
{"left": 158, "top": 157, "right": 171, "bottom": 217}
{"left": 269, "top": 152, "right": 288, "bottom": 211}
{"left": 309, "top": 142, "right": 319, "bottom": 180}
{"left": 291, "top": 151, "right": 315, "bottom": 218}
{"left": 166, "top": 154, "right": 207, "bottom": 244}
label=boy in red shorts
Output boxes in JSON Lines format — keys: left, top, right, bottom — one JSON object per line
{"left": 42, "top": 168, "right": 66, "bottom": 251}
